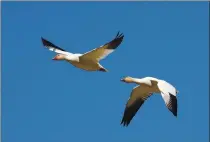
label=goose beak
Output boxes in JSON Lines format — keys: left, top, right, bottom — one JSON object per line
{"left": 52, "top": 57, "right": 57, "bottom": 60}
{"left": 121, "top": 79, "right": 125, "bottom": 82}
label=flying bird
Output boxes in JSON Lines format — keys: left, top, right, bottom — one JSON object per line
{"left": 41, "top": 32, "right": 124, "bottom": 72}
{"left": 120, "top": 76, "right": 178, "bottom": 127}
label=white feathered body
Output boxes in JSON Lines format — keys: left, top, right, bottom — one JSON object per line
{"left": 65, "top": 53, "right": 103, "bottom": 71}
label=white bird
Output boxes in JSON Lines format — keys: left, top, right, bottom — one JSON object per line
{"left": 120, "top": 76, "right": 179, "bottom": 126}
{"left": 41, "top": 32, "right": 124, "bottom": 72}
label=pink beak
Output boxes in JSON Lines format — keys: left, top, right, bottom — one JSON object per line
{"left": 52, "top": 57, "right": 57, "bottom": 60}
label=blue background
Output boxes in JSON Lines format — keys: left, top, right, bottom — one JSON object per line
{"left": 2, "top": 2, "right": 209, "bottom": 142}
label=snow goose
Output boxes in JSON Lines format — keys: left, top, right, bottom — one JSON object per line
{"left": 120, "top": 76, "right": 179, "bottom": 127}
{"left": 41, "top": 32, "right": 124, "bottom": 72}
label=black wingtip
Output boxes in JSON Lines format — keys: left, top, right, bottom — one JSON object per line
{"left": 168, "top": 93, "right": 178, "bottom": 117}
{"left": 115, "top": 31, "right": 124, "bottom": 39}
{"left": 171, "top": 111, "right": 177, "bottom": 117}
{"left": 41, "top": 37, "right": 48, "bottom": 46}
{"left": 173, "top": 112, "right": 177, "bottom": 117}
{"left": 41, "top": 37, "right": 45, "bottom": 41}
{"left": 121, "top": 122, "right": 126, "bottom": 127}
{"left": 120, "top": 117, "right": 131, "bottom": 127}
{"left": 41, "top": 37, "right": 45, "bottom": 45}
{"left": 121, "top": 121, "right": 129, "bottom": 127}
{"left": 116, "top": 31, "right": 120, "bottom": 37}
{"left": 40, "top": 37, "right": 66, "bottom": 51}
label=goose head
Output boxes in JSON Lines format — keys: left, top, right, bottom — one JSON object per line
{"left": 121, "top": 76, "right": 133, "bottom": 83}
{"left": 52, "top": 54, "right": 66, "bottom": 60}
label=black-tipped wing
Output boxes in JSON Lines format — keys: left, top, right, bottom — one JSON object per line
{"left": 41, "top": 37, "right": 71, "bottom": 55}
{"left": 80, "top": 32, "right": 124, "bottom": 61}
{"left": 157, "top": 80, "right": 178, "bottom": 117}
{"left": 102, "top": 31, "right": 124, "bottom": 50}
{"left": 161, "top": 93, "right": 177, "bottom": 117}
{"left": 121, "top": 86, "right": 153, "bottom": 127}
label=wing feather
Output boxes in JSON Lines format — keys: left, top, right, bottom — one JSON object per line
{"left": 121, "top": 85, "right": 152, "bottom": 126}
{"left": 157, "top": 80, "right": 177, "bottom": 96}
{"left": 160, "top": 93, "right": 178, "bottom": 117}
{"left": 80, "top": 32, "right": 124, "bottom": 61}
{"left": 158, "top": 80, "right": 178, "bottom": 117}
{"left": 41, "top": 37, "right": 72, "bottom": 55}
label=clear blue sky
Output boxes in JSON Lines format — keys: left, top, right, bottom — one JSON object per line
{"left": 2, "top": 2, "right": 209, "bottom": 142}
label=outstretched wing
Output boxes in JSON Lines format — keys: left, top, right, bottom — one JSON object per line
{"left": 41, "top": 37, "right": 72, "bottom": 55}
{"left": 80, "top": 32, "right": 124, "bottom": 61}
{"left": 121, "top": 85, "right": 153, "bottom": 127}
{"left": 158, "top": 80, "right": 178, "bottom": 117}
